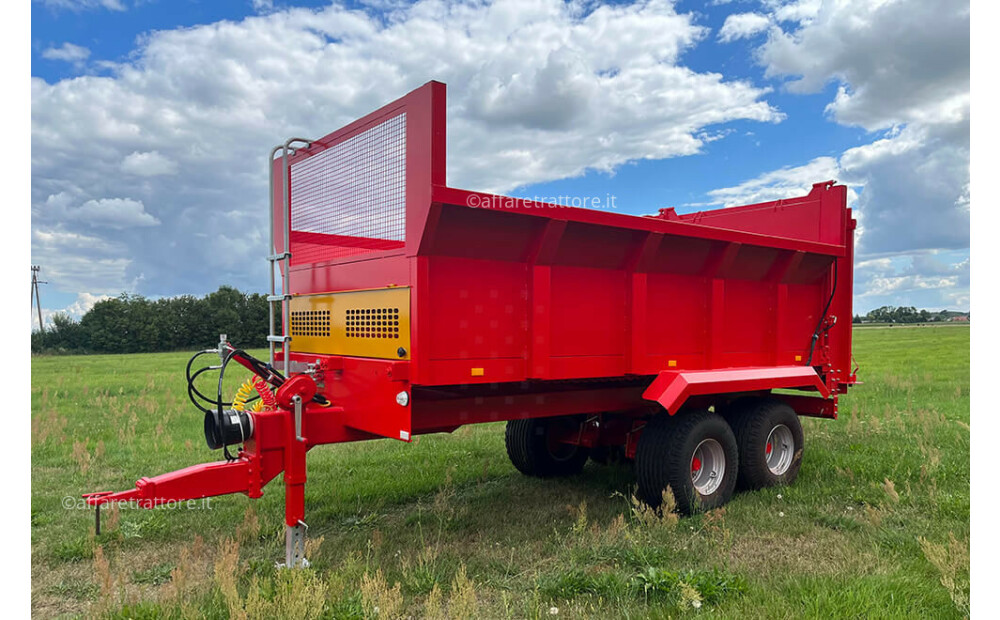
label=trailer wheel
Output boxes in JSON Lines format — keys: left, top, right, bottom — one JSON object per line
{"left": 635, "top": 410, "right": 738, "bottom": 515}
{"left": 505, "top": 417, "right": 590, "bottom": 477}
{"left": 728, "top": 398, "right": 803, "bottom": 490}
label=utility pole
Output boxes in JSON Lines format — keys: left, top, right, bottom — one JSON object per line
{"left": 31, "top": 265, "right": 46, "bottom": 333}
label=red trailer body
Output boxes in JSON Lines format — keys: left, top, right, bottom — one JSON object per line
{"left": 87, "top": 81, "right": 857, "bottom": 565}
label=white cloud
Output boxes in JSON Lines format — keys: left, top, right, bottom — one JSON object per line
{"left": 705, "top": 156, "right": 841, "bottom": 206}
{"left": 838, "top": 120, "right": 968, "bottom": 256}
{"left": 32, "top": 292, "right": 112, "bottom": 332}
{"left": 71, "top": 198, "right": 160, "bottom": 229}
{"left": 861, "top": 274, "right": 958, "bottom": 298}
{"left": 41, "top": 42, "right": 91, "bottom": 65}
{"left": 767, "top": 0, "right": 821, "bottom": 24}
{"left": 31, "top": 228, "right": 132, "bottom": 294}
{"left": 121, "top": 151, "right": 178, "bottom": 176}
{"left": 32, "top": 0, "right": 784, "bottom": 300}
{"left": 853, "top": 251, "right": 969, "bottom": 312}
{"left": 703, "top": 120, "right": 968, "bottom": 258}
{"left": 718, "top": 13, "right": 771, "bottom": 42}
{"left": 708, "top": 0, "right": 969, "bottom": 310}
{"left": 64, "top": 291, "right": 111, "bottom": 316}
{"left": 33, "top": 228, "right": 113, "bottom": 252}
{"left": 757, "top": 0, "right": 969, "bottom": 130}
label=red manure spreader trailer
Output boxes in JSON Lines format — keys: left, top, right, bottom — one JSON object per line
{"left": 86, "top": 81, "right": 858, "bottom": 566}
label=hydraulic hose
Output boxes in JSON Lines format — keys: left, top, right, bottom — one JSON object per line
{"left": 806, "top": 259, "right": 839, "bottom": 366}
{"left": 185, "top": 346, "right": 329, "bottom": 418}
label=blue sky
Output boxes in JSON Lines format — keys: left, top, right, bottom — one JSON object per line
{"left": 31, "top": 0, "right": 970, "bottom": 322}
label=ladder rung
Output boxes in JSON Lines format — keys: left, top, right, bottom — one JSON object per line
{"left": 267, "top": 294, "right": 292, "bottom": 302}
{"left": 267, "top": 252, "right": 291, "bottom": 261}
{"left": 267, "top": 335, "right": 292, "bottom": 343}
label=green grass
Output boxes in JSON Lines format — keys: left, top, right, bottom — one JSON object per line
{"left": 31, "top": 326, "right": 970, "bottom": 618}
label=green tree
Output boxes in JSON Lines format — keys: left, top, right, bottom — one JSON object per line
{"left": 33, "top": 287, "right": 269, "bottom": 355}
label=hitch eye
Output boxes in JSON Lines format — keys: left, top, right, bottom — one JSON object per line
{"left": 204, "top": 409, "right": 254, "bottom": 450}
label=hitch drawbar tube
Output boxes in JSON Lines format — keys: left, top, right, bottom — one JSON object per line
{"left": 84, "top": 341, "right": 334, "bottom": 567}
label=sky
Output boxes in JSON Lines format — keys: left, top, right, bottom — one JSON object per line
{"left": 30, "top": 0, "right": 971, "bottom": 327}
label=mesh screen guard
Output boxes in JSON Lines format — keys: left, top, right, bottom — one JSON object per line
{"left": 289, "top": 112, "right": 407, "bottom": 264}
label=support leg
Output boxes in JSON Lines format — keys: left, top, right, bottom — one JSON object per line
{"left": 285, "top": 522, "right": 307, "bottom": 568}
{"left": 283, "top": 396, "right": 309, "bottom": 567}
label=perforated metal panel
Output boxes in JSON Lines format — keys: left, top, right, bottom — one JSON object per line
{"left": 346, "top": 307, "right": 401, "bottom": 340}
{"left": 288, "top": 288, "right": 410, "bottom": 359}
{"left": 290, "top": 310, "right": 331, "bottom": 338}
{"left": 290, "top": 113, "right": 407, "bottom": 263}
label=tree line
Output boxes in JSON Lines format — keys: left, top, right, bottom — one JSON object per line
{"left": 852, "top": 305, "right": 969, "bottom": 324}
{"left": 31, "top": 286, "right": 269, "bottom": 354}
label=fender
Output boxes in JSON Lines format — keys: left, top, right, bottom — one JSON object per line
{"left": 642, "top": 365, "right": 831, "bottom": 414}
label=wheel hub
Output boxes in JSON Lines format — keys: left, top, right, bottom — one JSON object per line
{"left": 690, "top": 438, "right": 725, "bottom": 495}
{"left": 765, "top": 424, "right": 794, "bottom": 475}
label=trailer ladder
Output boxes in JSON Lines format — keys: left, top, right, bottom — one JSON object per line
{"left": 267, "top": 138, "right": 312, "bottom": 376}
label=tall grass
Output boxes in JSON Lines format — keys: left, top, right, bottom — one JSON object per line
{"left": 31, "top": 327, "right": 969, "bottom": 618}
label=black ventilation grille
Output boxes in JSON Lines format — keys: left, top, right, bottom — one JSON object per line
{"left": 290, "top": 310, "right": 331, "bottom": 337}
{"left": 346, "top": 308, "right": 401, "bottom": 339}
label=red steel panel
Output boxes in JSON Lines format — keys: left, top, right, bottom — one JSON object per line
{"left": 277, "top": 80, "right": 855, "bottom": 398}
{"left": 722, "top": 279, "right": 771, "bottom": 360}
{"left": 646, "top": 273, "right": 710, "bottom": 358}
{"left": 312, "top": 354, "right": 412, "bottom": 442}
{"left": 550, "top": 265, "right": 627, "bottom": 358}
{"left": 426, "top": 256, "right": 529, "bottom": 363}
{"left": 410, "top": 385, "right": 648, "bottom": 433}
{"left": 433, "top": 186, "right": 848, "bottom": 257}
{"left": 678, "top": 182, "right": 847, "bottom": 246}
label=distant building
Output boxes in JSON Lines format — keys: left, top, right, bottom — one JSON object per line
{"left": 950, "top": 316, "right": 969, "bottom": 322}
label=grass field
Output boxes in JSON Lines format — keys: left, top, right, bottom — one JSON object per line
{"left": 31, "top": 326, "right": 970, "bottom": 619}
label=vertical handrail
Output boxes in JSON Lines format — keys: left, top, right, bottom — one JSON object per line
{"left": 267, "top": 144, "right": 282, "bottom": 369}
{"left": 267, "top": 138, "right": 311, "bottom": 374}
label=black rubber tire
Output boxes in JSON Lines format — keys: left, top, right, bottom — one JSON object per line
{"left": 635, "top": 410, "right": 738, "bottom": 515}
{"left": 505, "top": 417, "right": 590, "bottom": 477}
{"left": 728, "top": 398, "right": 804, "bottom": 490}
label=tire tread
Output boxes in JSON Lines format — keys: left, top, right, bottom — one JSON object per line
{"left": 636, "top": 410, "right": 738, "bottom": 514}
{"left": 505, "top": 418, "right": 589, "bottom": 477}
{"left": 728, "top": 397, "right": 803, "bottom": 490}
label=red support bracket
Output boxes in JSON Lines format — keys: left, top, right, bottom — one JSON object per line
{"left": 778, "top": 394, "right": 839, "bottom": 419}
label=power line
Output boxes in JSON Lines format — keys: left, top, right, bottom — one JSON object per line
{"left": 31, "top": 265, "right": 46, "bottom": 333}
